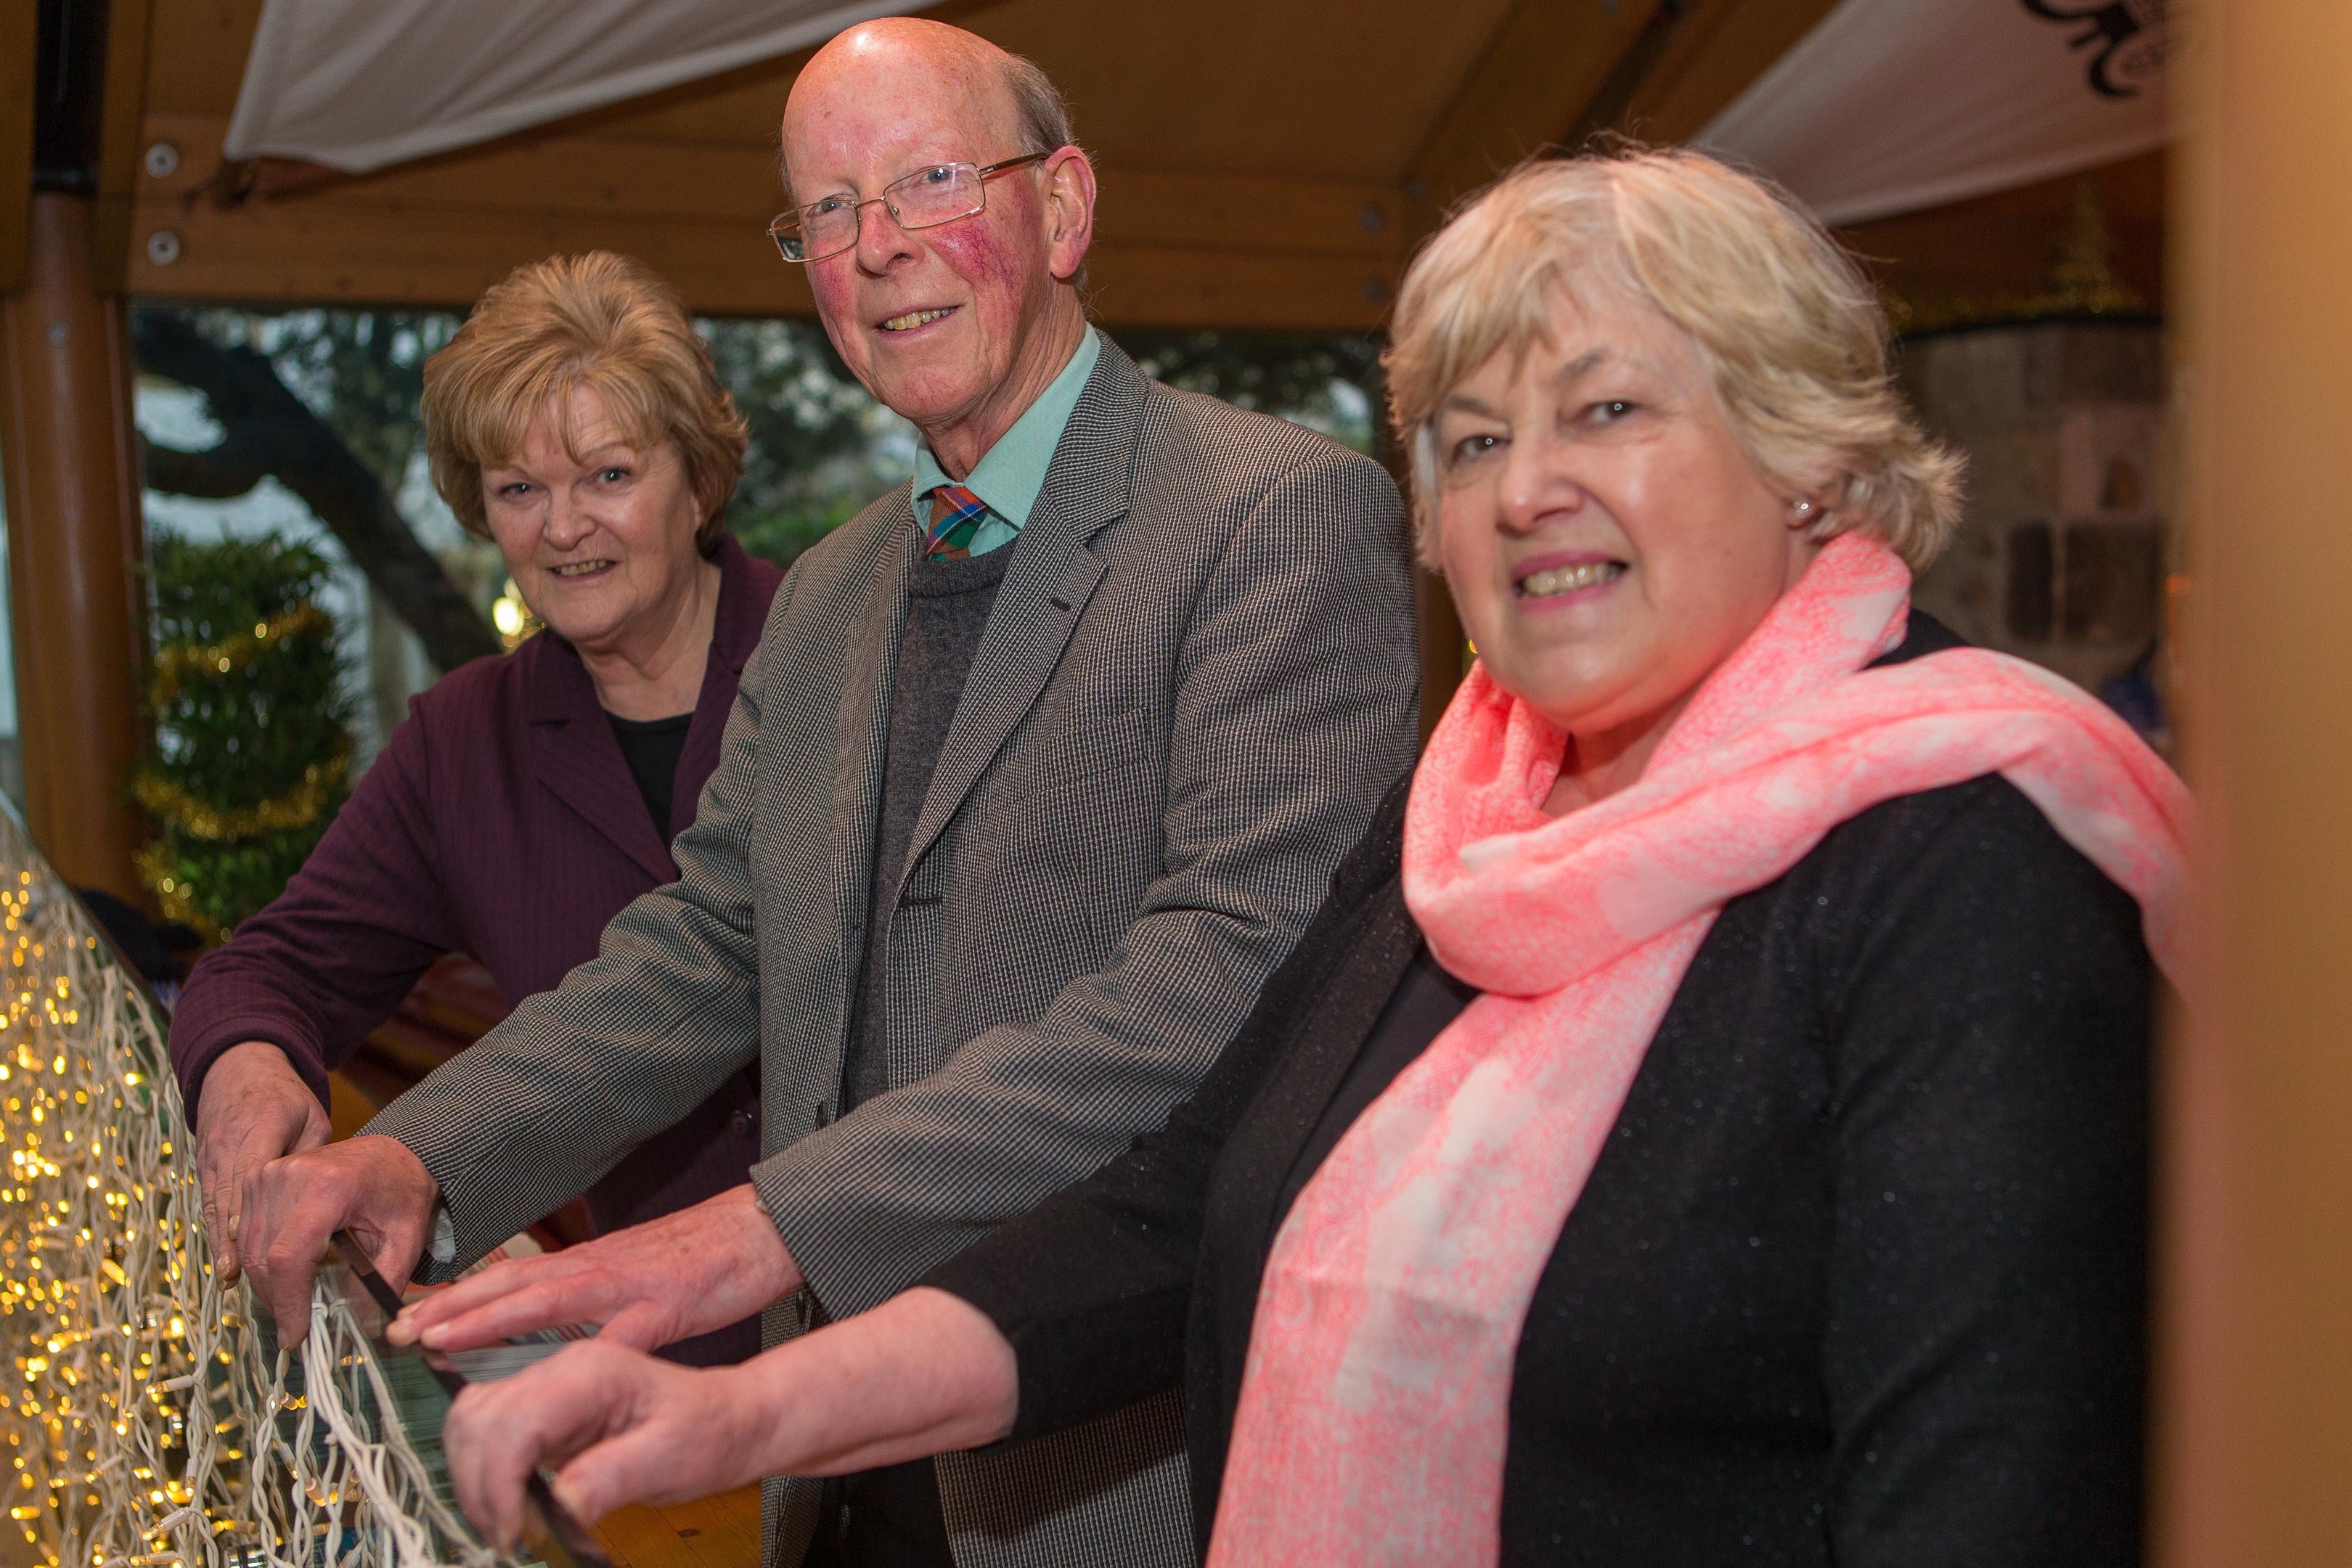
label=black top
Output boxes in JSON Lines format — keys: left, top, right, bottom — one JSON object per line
{"left": 605, "top": 710, "right": 693, "bottom": 841}
{"left": 926, "top": 614, "right": 2154, "bottom": 1567}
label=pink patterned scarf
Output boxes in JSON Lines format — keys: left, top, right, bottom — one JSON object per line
{"left": 1206, "top": 534, "right": 2191, "bottom": 1567}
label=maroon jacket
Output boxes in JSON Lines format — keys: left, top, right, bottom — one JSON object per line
{"left": 170, "top": 535, "right": 783, "bottom": 1361}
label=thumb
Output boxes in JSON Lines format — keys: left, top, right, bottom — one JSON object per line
{"left": 599, "top": 1302, "right": 670, "bottom": 1352}
{"left": 549, "top": 1422, "right": 679, "bottom": 1524}
{"left": 295, "top": 1102, "right": 332, "bottom": 1153}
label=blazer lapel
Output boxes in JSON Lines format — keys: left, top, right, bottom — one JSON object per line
{"left": 895, "top": 346, "right": 1147, "bottom": 881}
{"left": 673, "top": 534, "right": 770, "bottom": 818}
{"left": 526, "top": 637, "right": 677, "bottom": 885}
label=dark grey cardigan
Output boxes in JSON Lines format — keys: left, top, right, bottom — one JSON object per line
{"left": 928, "top": 614, "right": 2153, "bottom": 1566}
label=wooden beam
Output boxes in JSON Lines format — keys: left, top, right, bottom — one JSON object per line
{"left": 124, "top": 184, "right": 1401, "bottom": 330}
{"left": 137, "top": 113, "right": 1408, "bottom": 258}
{"left": 124, "top": 113, "right": 1407, "bottom": 327}
{"left": 0, "top": 0, "right": 34, "bottom": 294}
{"left": 1616, "top": 0, "right": 1844, "bottom": 145}
{"left": 1406, "top": 0, "right": 1667, "bottom": 211}
{"left": 88, "top": 0, "right": 155, "bottom": 289}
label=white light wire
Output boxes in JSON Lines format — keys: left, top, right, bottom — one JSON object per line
{"left": 0, "top": 804, "right": 515, "bottom": 1568}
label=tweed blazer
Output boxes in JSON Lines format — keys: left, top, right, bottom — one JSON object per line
{"left": 363, "top": 340, "right": 1421, "bottom": 1568}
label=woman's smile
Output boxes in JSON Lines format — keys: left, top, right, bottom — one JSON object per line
{"left": 1513, "top": 552, "right": 1628, "bottom": 605}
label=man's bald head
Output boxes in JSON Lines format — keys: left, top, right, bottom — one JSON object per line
{"left": 783, "top": 19, "right": 1074, "bottom": 205}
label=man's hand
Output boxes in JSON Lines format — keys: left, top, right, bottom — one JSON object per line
{"left": 240, "top": 1135, "right": 440, "bottom": 1342}
{"left": 443, "top": 1289, "right": 1021, "bottom": 1547}
{"left": 193, "top": 1041, "right": 331, "bottom": 1284}
{"left": 389, "top": 1184, "right": 799, "bottom": 1355}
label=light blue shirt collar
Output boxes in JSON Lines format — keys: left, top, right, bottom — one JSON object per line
{"left": 910, "top": 327, "right": 1102, "bottom": 553}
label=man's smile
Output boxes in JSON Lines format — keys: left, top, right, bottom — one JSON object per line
{"left": 879, "top": 305, "right": 959, "bottom": 332}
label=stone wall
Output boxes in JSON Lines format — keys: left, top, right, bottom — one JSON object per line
{"left": 1899, "top": 319, "right": 2171, "bottom": 697}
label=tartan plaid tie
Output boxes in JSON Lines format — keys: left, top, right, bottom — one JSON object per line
{"left": 924, "top": 483, "right": 990, "bottom": 560}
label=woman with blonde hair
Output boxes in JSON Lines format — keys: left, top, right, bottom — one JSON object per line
{"left": 441, "top": 149, "right": 2188, "bottom": 1564}
{"left": 170, "top": 252, "right": 783, "bottom": 1365}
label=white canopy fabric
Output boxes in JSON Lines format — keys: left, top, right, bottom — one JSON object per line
{"left": 1696, "top": 0, "right": 2176, "bottom": 226}
{"left": 224, "top": 0, "right": 919, "bottom": 173}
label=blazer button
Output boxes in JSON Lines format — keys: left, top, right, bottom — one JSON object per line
{"left": 727, "top": 1108, "right": 756, "bottom": 1139}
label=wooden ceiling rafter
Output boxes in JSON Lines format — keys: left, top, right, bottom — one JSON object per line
{"left": 0, "top": 0, "right": 33, "bottom": 294}
{"left": 1403, "top": 0, "right": 1668, "bottom": 227}
{"left": 1611, "top": 0, "right": 1844, "bottom": 144}
{"left": 89, "top": 0, "right": 158, "bottom": 290}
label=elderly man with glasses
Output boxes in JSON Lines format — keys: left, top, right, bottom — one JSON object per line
{"left": 236, "top": 15, "right": 1417, "bottom": 1568}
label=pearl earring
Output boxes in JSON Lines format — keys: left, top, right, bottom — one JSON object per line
{"left": 1789, "top": 498, "right": 1818, "bottom": 526}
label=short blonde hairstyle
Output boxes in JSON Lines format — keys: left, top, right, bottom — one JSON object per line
{"left": 422, "top": 252, "right": 748, "bottom": 550}
{"left": 1384, "top": 145, "right": 1963, "bottom": 571}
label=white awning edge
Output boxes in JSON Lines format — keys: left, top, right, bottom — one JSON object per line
{"left": 225, "top": 0, "right": 923, "bottom": 175}
{"left": 1696, "top": 0, "right": 2179, "bottom": 229}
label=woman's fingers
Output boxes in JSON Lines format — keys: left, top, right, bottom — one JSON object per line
{"left": 445, "top": 1342, "right": 719, "bottom": 1545}
{"left": 193, "top": 1042, "right": 326, "bottom": 1283}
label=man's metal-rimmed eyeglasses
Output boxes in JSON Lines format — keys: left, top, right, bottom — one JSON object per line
{"left": 768, "top": 152, "right": 1053, "bottom": 264}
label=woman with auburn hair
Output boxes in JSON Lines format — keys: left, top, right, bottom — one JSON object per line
{"left": 441, "top": 149, "right": 2188, "bottom": 1564}
{"left": 169, "top": 251, "right": 783, "bottom": 1365}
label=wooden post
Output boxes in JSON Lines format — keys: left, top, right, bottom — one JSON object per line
{"left": 0, "top": 192, "right": 148, "bottom": 901}
{"left": 2161, "top": 0, "right": 2352, "bottom": 1561}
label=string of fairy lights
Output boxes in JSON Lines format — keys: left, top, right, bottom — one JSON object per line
{"left": 0, "top": 802, "right": 507, "bottom": 1568}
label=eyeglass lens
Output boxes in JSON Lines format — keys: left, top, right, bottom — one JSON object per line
{"left": 780, "top": 163, "right": 987, "bottom": 263}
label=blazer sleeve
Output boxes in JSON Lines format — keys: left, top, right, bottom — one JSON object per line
{"left": 920, "top": 772, "right": 1412, "bottom": 1439}
{"left": 1816, "top": 778, "right": 2152, "bottom": 1566}
{"left": 751, "top": 446, "right": 1421, "bottom": 1317}
{"left": 359, "top": 577, "right": 787, "bottom": 1270}
{"left": 167, "top": 698, "right": 464, "bottom": 1125}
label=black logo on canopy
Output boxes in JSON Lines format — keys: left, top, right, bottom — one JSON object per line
{"left": 2023, "top": 0, "right": 2173, "bottom": 99}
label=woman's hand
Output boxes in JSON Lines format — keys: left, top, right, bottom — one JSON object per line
{"left": 193, "top": 1041, "right": 332, "bottom": 1284}
{"left": 390, "top": 1184, "right": 799, "bottom": 1354}
{"left": 443, "top": 1287, "right": 1021, "bottom": 1544}
{"left": 444, "top": 1340, "right": 758, "bottom": 1549}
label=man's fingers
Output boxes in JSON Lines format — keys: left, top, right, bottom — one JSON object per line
{"left": 347, "top": 1217, "right": 426, "bottom": 1297}
{"left": 415, "top": 1279, "right": 593, "bottom": 1352}
{"left": 255, "top": 1248, "right": 317, "bottom": 1343}
{"left": 390, "top": 1257, "right": 534, "bottom": 1339}
{"left": 401, "top": 1259, "right": 626, "bottom": 1350}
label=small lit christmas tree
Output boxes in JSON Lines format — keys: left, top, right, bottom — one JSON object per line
{"left": 136, "top": 534, "right": 356, "bottom": 940}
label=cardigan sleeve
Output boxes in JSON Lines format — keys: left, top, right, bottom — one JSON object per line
{"left": 921, "top": 772, "right": 1412, "bottom": 1440}
{"left": 1814, "top": 777, "right": 2152, "bottom": 1566}
{"left": 168, "top": 698, "right": 465, "bottom": 1124}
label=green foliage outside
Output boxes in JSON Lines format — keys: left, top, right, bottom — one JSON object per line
{"left": 134, "top": 535, "right": 357, "bottom": 939}
{"left": 1116, "top": 329, "right": 1385, "bottom": 452}
{"left": 703, "top": 317, "right": 903, "bottom": 569}
{"left": 154, "top": 306, "right": 1385, "bottom": 581}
